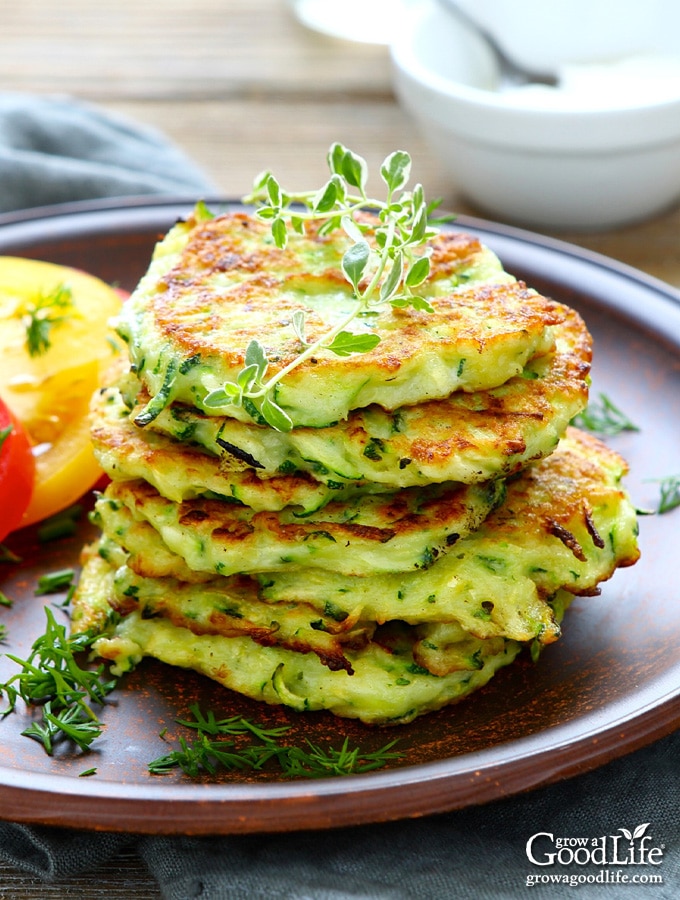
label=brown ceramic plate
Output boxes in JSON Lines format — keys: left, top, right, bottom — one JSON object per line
{"left": 0, "top": 199, "right": 678, "bottom": 835}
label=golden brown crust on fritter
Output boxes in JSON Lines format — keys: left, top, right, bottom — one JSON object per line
{"left": 75, "top": 547, "right": 373, "bottom": 675}
{"left": 485, "top": 427, "right": 641, "bottom": 577}
{"left": 362, "top": 305, "right": 591, "bottom": 480}
{"left": 90, "top": 381, "right": 365, "bottom": 512}
{"left": 127, "top": 303, "right": 591, "bottom": 488}
{"left": 152, "top": 225, "right": 563, "bottom": 376}
{"left": 119, "top": 211, "right": 565, "bottom": 425}
{"left": 258, "top": 428, "right": 641, "bottom": 640}
{"left": 96, "top": 473, "right": 502, "bottom": 577}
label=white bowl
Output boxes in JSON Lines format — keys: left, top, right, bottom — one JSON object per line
{"left": 390, "top": 1, "right": 680, "bottom": 230}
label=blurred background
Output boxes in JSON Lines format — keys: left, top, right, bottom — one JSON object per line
{"left": 0, "top": 1, "right": 436, "bottom": 204}
{"left": 1, "top": 0, "right": 680, "bottom": 283}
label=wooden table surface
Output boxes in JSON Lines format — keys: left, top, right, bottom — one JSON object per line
{"left": 1, "top": 1, "right": 679, "bottom": 896}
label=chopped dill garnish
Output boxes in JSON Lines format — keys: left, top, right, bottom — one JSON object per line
{"left": 149, "top": 703, "right": 403, "bottom": 779}
{"left": 0, "top": 606, "right": 117, "bottom": 755}
{"left": 648, "top": 474, "right": 680, "bottom": 514}
{"left": 0, "top": 544, "right": 22, "bottom": 564}
{"left": 37, "top": 504, "right": 83, "bottom": 543}
{"left": 36, "top": 568, "right": 75, "bottom": 596}
{"left": 572, "top": 393, "right": 639, "bottom": 437}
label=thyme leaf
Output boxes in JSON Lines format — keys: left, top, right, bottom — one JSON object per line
{"left": 572, "top": 393, "right": 639, "bottom": 437}
{"left": 148, "top": 703, "right": 403, "bottom": 779}
{"left": 325, "top": 331, "right": 381, "bottom": 357}
{"left": 206, "top": 144, "right": 452, "bottom": 431}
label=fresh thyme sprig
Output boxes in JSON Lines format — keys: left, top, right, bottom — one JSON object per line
{"left": 572, "top": 392, "right": 639, "bottom": 437}
{"left": 203, "top": 143, "right": 449, "bottom": 431}
{"left": 0, "top": 606, "right": 117, "bottom": 755}
{"left": 19, "top": 282, "right": 75, "bottom": 357}
{"left": 149, "top": 702, "right": 403, "bottom": 779}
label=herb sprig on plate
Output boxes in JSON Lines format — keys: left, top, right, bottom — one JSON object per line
{"left": 149, "top": 703, "right": 403, "bottom": 778}
{"left": 570, "top": 395, "right": 679, "bottom": 514}
{"left": 0, "top": 606, "right": 117, "bottom": 755}
{"left": 0, "top": 574, "right": 402, "bottom": 776}
{"left": 19, "top": 282, "right": 75, "bottom": 357}
{"left": 648, "top": 474, "right": 680, "bottom": 514}
{"left": 571, "top": 392, "right": 639, "bottom": 437}
{"left": 203, "top": 143, "right": 450, "bottom": 432}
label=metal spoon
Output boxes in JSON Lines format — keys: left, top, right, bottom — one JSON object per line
{"left": 437, "top": 0, "right": 559, "bottom": 89}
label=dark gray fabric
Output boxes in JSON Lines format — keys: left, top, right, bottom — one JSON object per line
{"left": 0, "top": 822, "right": 132, "bottom": 880}
{"left": 136, "top": 728, "right": 680, "bottom": 899}
{"left": 0, "top": 91, "right": 216, "bottom": 211}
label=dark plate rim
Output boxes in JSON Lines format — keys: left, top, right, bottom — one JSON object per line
{"left": 0, "top": 196, "right": 678, "bottom": 834}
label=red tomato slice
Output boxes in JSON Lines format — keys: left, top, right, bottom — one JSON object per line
{"left": 0, "top": 397, "right": 35, "bottom": 541}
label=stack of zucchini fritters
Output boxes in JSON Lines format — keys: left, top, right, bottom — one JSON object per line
{"left": 73, "top": 206, "right": 640, "bottom": 725}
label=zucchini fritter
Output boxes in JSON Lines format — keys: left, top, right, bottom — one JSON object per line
{"left": 261, "top": 429, "right": 640, "bottom": 638}
{"left": 130, "top": 305, "right": 591, "bottom": 488}
{"left": 77, "top": 547, "right": 553, "bottom": 725}
{"left": 92, "top": 383, "right": 392, "bottom": 514}
{"left": 79, "top": 428, "right": 638, "bottom": 661}
{"left": 75, "top": 548, "right": 374, "bottom": 676}
{"left": 92, "top": 475, "right": 504, "bottom": 577}
{"left": 116, "top": 211, "right": 564, "bottom": 427}
{"left": 73, "top": 428, "right": 638, "bottom": 726}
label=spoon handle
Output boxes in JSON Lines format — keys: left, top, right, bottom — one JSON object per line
{"left": 436, "top": 0, "right": 558, "bottom": 88}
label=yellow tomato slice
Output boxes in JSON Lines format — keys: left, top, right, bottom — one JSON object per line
{"left": 19, "top": 358, "right": 108, "bottom": 526}
{"left": 0, "top": 257, "right": 123, "bottom": 527}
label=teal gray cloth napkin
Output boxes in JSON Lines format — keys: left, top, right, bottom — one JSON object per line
{"left": 0, "top": 92, "right": 678, "bottom": 899}
{"left": 0, "top": 91, "right": 215, "bottom": 211}
{"left": 137, "top": 727, "right": 680, "bottom": 899}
